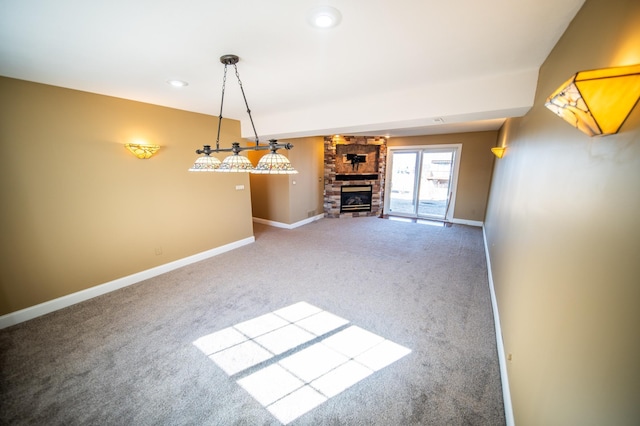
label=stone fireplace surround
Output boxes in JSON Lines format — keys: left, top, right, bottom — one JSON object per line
{"left": 324, "top": 136, "right": 387, "bottom": 218}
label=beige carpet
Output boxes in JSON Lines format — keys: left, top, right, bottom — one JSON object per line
{"left": 0, "top": 217, "right": 505, "bottom": 425}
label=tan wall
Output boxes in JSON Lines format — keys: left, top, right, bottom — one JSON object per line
{"left": 249, "top": 137, "right": 325, "bottom": 224}
{"left": 0, "top": 77, "right": 254, "bottom": 315}
{"left": 484, "top": 0, "right": 640, "bottom": 424}
{"left": 248, "top": 171, "right": 291, "bottom": 224}
{"left": 288, "top": 137, "right": 325, "bottom": 222}
{"left": 387, "top": 132, "right": 498, "bottom": 222}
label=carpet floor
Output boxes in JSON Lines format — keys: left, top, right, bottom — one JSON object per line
{"left": 0, "top": 217, "right": 505, "bottom": 425}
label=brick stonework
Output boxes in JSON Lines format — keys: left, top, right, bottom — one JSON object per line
{"left": 324, "top": 136, "right": 387, "bottom": 218}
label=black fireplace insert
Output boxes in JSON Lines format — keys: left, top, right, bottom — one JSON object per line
{"left": 340, "top": 185, "right": 372, "bottom": 213}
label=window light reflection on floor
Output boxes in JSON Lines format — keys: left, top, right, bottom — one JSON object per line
{"left": 193, "top": 302, "right": 411, "bottom": 424}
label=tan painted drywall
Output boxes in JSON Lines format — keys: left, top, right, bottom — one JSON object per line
{"left": 0, "top": 77, "right": 254, "bottom": 315}
{"left": 484, "top": 0, "right": 640, "bottom": 424}
{"left": 387, "top": 132, "right": 498, "bottom": 222}
{"left": 249, "top": 171, "right": 291, "bottom": 224}
{"left": 249, "top": 137, "right": 324, "bottom": 225}
{"left": 288, "top": 137, "right": 325, "bottom": 223}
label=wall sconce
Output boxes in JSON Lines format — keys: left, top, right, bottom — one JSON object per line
{"left": 491, "top": 147, "right": 506, "bottom": 158}
{"left": 544, "top": 64, "right": 640, "bottom": 136}
{"left": 125, "top": 143, "right": 160, "bottom": 159}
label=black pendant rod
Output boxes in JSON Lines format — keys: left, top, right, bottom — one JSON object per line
{"left": 231, "top": 61, "right": 260, "bottom": 147}
{"left": 214, "top": 62, "right": 229, "bottom": 151}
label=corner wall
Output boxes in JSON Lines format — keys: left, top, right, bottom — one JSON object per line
{"left": 484, "top": 0, "right": 640, "bottom": 423}
{"left": 249, "top": 136, "right": 324, "bottom": 225}
{"left": 0, "top": 78, "right": 254, "bottom": 316}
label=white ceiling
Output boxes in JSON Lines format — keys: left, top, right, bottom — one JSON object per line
{"left": 0, "top": 0, "right": 585, "bottom": 140}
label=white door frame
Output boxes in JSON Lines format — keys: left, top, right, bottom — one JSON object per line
{"left": 384, "top": 144, "right": 463, "bottom": 221}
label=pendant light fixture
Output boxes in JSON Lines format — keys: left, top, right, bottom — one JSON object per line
{"left": 189, "top": 55, "right": 297, "bottom": 173}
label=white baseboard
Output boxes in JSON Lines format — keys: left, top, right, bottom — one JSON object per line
{"left": 0, "top": 236, "right": 255, "bottom": 330}
{"left": 253, "top": 214, "right": 324, "bottom": 229}
{"left": 482, "top": 226, "right": 515, "bottom": 426}
{"left": 450, "top": 218, "right": 484, "bottom": 227}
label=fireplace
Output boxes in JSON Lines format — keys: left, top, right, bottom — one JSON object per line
{"left": 324, "top": 136, "right": 387, "bottom": 218}
{"left": 340, "top": 185, "right": 372, "bottom": 213}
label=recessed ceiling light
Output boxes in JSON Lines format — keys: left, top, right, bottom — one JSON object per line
{"left": 167, "top": 79, "right": 188, "bottom": 87}
{"left": 307, "top": 6, "right": 342, "bottom": 29}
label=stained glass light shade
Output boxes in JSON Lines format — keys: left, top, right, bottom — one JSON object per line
{"left": 189, "top": 155, "right": 221, "bottom": 172}
{"left": 491, "top": 147, "right": 506, "bottom": 158}
{"left": 545, "top": 64, "right": 640, "bottom": 136}
{"left": 217, "top": 153, "right": 254, "bottom": 172}
{"left": 253, "top": 152, "right": 299, "bottom": 174}
{"left": 125, "top": 144, "right": 160, "bottom": 159}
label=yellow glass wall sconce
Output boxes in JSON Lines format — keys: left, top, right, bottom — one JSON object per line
{"left": 544, "top": 64, "right": 640, "bottom": 136}
{"left": 491, "top": 147, "right": 506, "bottom": 158}
{"left": 125, "top": 143, "right": 160, "bottom": 159}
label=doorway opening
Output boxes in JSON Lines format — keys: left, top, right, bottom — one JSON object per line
{"left": 384, "top": 144, "right": 461, "bottom": 222}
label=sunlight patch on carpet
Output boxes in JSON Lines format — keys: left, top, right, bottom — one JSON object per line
{"left": 193, "top": 301, "right": 411, "bottom": 424}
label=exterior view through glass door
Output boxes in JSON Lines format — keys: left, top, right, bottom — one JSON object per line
{"left": 386, "top": 145, "right": 461, "bottom": 221}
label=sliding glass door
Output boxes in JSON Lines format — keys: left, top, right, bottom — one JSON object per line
{"left": 385, "top": 145, "right": 461, "bottom": 221}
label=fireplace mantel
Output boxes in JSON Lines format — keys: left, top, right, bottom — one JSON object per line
{"left": 335, "top": 174, "right": 379, "bottom": 181}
